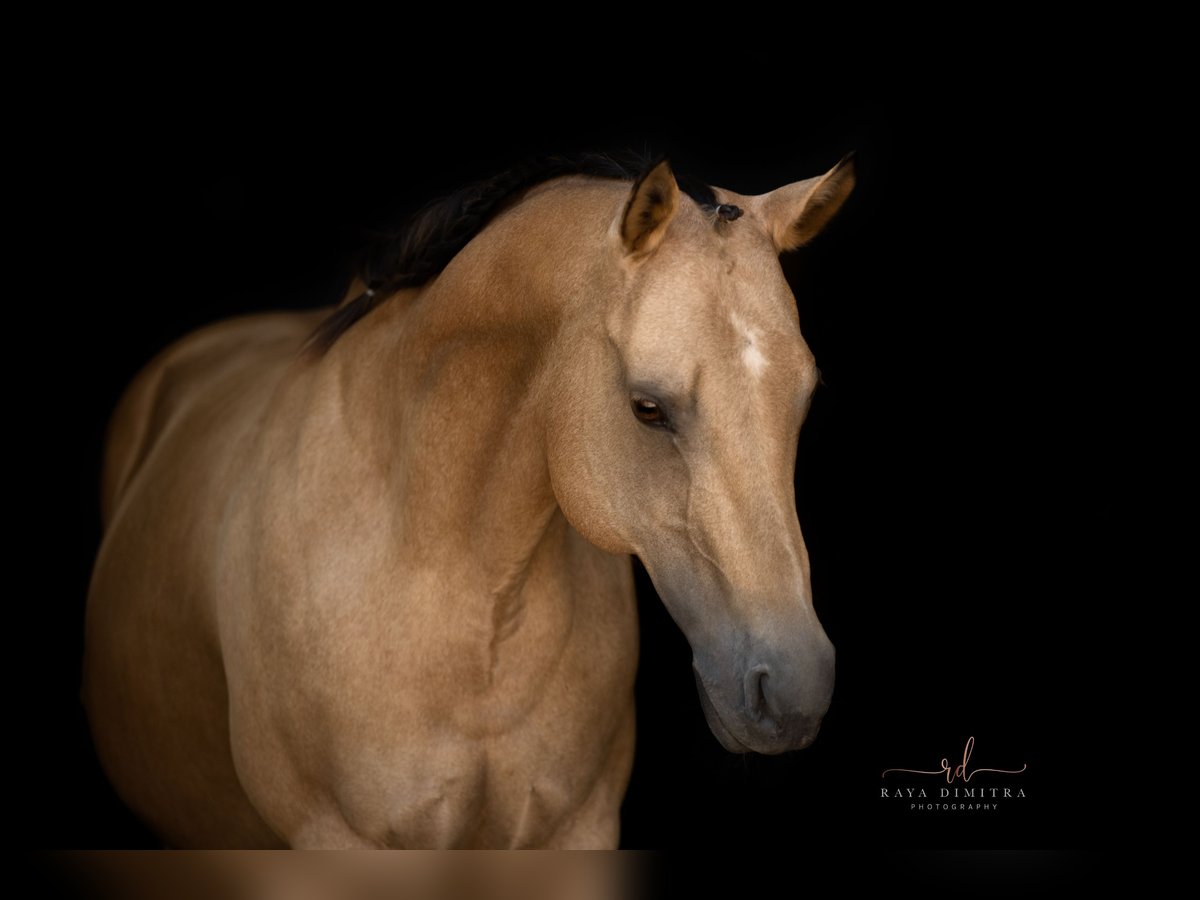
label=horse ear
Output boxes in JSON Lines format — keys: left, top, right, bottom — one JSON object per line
{"left": 757, "top": 153, "right": 856, "bottom": 253}
{"left": 620, "top": 159, "right": 680, "bottom": 255}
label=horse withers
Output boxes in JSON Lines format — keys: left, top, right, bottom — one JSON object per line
{"left": 83, "top": 154, "right": 855, "bottom": 847}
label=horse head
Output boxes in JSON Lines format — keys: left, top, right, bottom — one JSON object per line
{"left": 546, "top": 157, "right": 855, "bottom": 753}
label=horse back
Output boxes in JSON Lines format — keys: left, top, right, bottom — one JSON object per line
{"left": 99, "top": 310, "right": 327, "bottom": 525}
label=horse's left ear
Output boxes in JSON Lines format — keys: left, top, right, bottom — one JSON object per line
{"left": 620, "top": 159, "right": 680, "bottom": 256}
{"left": 756, "top": 153, "right": 856, "bottom": 253}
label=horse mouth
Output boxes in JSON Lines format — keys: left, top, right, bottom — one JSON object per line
{"left": 693, "top": 668, "right": 750, "bottom": 753}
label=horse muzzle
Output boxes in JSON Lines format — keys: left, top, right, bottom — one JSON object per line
{"left": 692, "top": 629, "right": 835, "bottom": 755}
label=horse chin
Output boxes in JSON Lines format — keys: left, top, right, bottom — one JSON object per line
{"left": 693, "top": 669, "right": 750, "bottom": 754}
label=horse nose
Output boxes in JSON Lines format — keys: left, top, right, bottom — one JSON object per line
{"left": 744, "top": 631, "right": 835, "bottom": 751}
{"left": 746, "top": 664, "right": 773, "bottom": 719}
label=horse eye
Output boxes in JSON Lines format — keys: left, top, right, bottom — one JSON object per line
{"left": 631, "top": 396, "right": 667, "bottom": 427}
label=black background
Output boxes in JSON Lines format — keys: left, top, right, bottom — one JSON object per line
{"left": 22, "top": 60, "right": 1122, "bottom": 855}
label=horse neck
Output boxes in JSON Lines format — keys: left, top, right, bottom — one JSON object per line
{"left": 320, "top": 179, "right": 618, "bottom": 602}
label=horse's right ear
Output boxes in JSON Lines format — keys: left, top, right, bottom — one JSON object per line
{"left": 756, "top": 154, "right": 856, "bottom": 253}
{"left": 619, "top": 160, "right": 680, "bottom": 256}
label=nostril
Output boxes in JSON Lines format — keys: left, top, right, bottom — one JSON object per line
{"left": 746, "top": 664, "right": 771, "bottom": 721}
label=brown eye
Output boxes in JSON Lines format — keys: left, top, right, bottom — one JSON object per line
{"left": 632, "top": 396, "right": 667, "bottom": 427}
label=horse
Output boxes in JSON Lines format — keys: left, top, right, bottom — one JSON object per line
{"left": 82, "top": 152, "right": 855, "bottom": 848}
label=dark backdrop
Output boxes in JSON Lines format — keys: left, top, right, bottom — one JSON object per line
{"left": 23, "top": 72, "right": 1120, "bottom": 851}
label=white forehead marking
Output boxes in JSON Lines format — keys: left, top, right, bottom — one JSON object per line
{"left": 730, "top": 311, "right": 769, "bottom": 379}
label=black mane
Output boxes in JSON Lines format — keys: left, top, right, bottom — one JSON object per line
{"left": 309, "top": 152, "right": 718, "bottom": 351}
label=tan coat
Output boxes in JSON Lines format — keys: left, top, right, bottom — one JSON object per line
{"left": 83, "top": 159, "right": 854, "bottom": 847}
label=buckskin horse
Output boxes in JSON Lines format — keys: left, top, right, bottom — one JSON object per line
{"left": 83, "top": 153, "right": 855, "bottom": 847}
